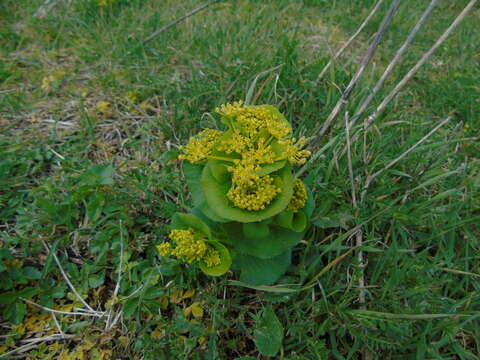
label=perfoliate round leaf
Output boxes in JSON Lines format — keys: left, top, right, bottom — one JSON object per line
{"left": 225, "top": 222, "right": 303, "bottom": 259}
{"left": 199, "top": 241, "right": 232, "bottom": 276}
{"left": 275, "top": 210, "right": 308, "bottom": 233}
{"left": 170, "top": 213, "right": 211, "bottom": 239}
{"left": 209, "top": 160, "right": 231, "bottom": 183}
{"left": 236, "top": 250, "right": 291, "bottom": 285}
{"left": 198, "top": 202, "right": 230, "bottom": 223}
{"left": 242, "top": 221, "right": 270, "bottom": 239}
{"left": 183, "top": 162, "right": 205, "bottom": 208}
{"left": 201, "top": 163, "right": 294, "bottom": 223}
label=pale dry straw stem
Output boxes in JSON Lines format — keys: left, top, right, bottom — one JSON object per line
{"left": 311, "top": 0, "right": 401, "bottom": 148}
{"left": 363, "top": 0, "right": 478, "bottom": 130}
{"left": 295, "top": 135, "right": 338, "bottom": 177}
{"left": 0, "top": 343, "right": 38, "bottom": 358}
{"left": 245, "top": 64, "right": 284, "bottom": 105}
{"left": 20, "top": 334, "right": 76, "bottom": 345}
{"left": 42, "top": 241, "right": 96, "bottom": 313}
{"left": 34, "top": 0, "right": 70, "bottom": 19}
{"left": 345, "top": 113, "right": 367, "bottom": 310}
{"left": 105, "top": 220, "right": 125, "bottom": 330}
{"left": 50, "top": 312, "right": 65, "bottom": 339}
{"left": 360, "top": 115, "right": 453, "bottom": 202}
{"left": 144, "top": 0, "right": 223, "bottom": 43}
{"left": 348, "top": 0, "right": 440, "bottom": 130}
{"left": 314, "top": 0, "right": 385, "bottom": 85}
{"left": 21, "top": 298, "right": 104, "bottom": 317}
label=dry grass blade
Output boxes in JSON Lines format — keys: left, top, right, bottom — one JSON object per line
{"left": 314, "top": 0, "right": 385, "bottom": 84}
{"left": 363, "top": 0, "right": 478, "bottom": 129}
{"left": 311, "top": 0, "right": 401, "bottom": 148}
{"left": 144, "top": 0, "right": 223, "bottom": 43}
{"left": 361, "top": 115, "right": 453, "bottom": 201}
{"left": 41, "top": 241, "right": 95, "bottom": 313}
{"left": 304, "top": 246, "right": 357, "bottom": 289}
{"left": 348, "top": 0, "right": 440, "bottom": 130}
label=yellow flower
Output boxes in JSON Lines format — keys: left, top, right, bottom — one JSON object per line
{"left": 157, "top": 243, "right": 172, "bottom": 257}
{"left": 227, "top": 175, "right": 281, "bottom": 211}
{"left": 160, "top": 229, "right": 221, "bottom": 268}
{"left": 278, "top": 137, "right": 311, "bottom": 165}
{"left": 287, "top": 179, "right": 307, "bottom": 212}
{"left": 216, "top": 131, "right": 250, "bottom": 154}
{"left": 179, "top": 129, "right": 223, "bottom": 163}
{"left": 215, "top": 101, "right": 244, "bottom": 117}
{"left": 179, "top": 102, "right": 311, "bottom": 212}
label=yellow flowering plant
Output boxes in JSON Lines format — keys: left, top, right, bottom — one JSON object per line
{"left": 157, "top": 102, "right": 313, "bottom": 285}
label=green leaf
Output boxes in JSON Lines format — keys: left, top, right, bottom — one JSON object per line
{"left": 93, "top": 163, "right": 115, "bottom": 185}
{"left": 242, "top": 221, "right": 270, "bottom": 239}
{"left": 236, "top": 250, "right": 291, "bottom": 285}
{"left": 4, "top": 301, "right": 26, "bottom": 324}
{"left": 201, "top": 163, "right": 294, "bottom": 223}
{"left": 171, "top": 213, "right": 211, "bottom": 238}
{"left": 16, "top": 287, "right": 40, "bottom": 299}
{"left": 86, "top": 192, "right": 105, "bottom": 222}
{"left": 257, "top": 160, "right": 287, "bottom": 176}
{"left": 228, "top": 280, "right": 299, "bottom": 293}
{"left": 41, "top": 239, "right": 60, "bottom": 278}
{"left": 254, "top": 306, "right": 284, "bottom": 356}
{"left": 226, "top": 223, "right": 303, "bottom": 259}
{"left": 23, "top": 266, "right": 42, "bottom": 280}
{"left": 275, "top": 210, "right": 307, "bottom": 232}
{"left": 312, "top": 212, "right": 354, "bottom": 230}
{"left": 183, "top": 162, "right": 205, "bottom": 208}
{"left": 198, "top": 202, "right": 230, "bottom": 223}
{"left": 80, "top": 163, "right": 115, "bottom": 186}
{"left": 123, "top": 297, "right": 140, "bottom": 318}
{"left": 88, "top": 271, "right": 105, "bottom": 288}
{"left": 209, "top": 160, "right": 230, "bottom": 183}
{"left": 199, "top": 241, "right": 232, "bottom": 276}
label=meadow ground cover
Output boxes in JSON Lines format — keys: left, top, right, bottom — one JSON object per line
{"left": 0, "top": 0, "right": 479, "bottom": 358}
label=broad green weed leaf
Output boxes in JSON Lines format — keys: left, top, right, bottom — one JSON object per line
{"left": 312, "top": 212, "right": 354, "bottom": 230}
{"left": 254, "top": 306, "right": 284, "bottom": 356}
{"left": 23, "top": 266, "right": 42, "bottom": 280}
{"left": 4, "top": 301, "right": 26, "bottom": 324}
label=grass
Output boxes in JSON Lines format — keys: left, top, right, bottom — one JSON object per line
{"left": 1, "top": 0, "right": 479, "bottom": 358}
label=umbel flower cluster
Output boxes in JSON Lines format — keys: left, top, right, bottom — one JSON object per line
{"left": 157, "top": 102, "right": 313, "bottom": 285}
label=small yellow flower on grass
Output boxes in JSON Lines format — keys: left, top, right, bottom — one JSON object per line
{"left": 96, "top": 101, "right": 112, "bottom": 117}
{"left": 287, "top": 179, "right": 307, "bottom": 212}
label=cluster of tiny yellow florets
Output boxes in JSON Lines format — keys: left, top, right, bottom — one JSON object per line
{"left": 278, "top": 137, "right": 311, "bottom": 165}
{"left": 157, "top": 229, "right": 221, "bottom": 268}
{"left": 179, "top": 102, "right": 311, "bottom": 211}
{"left": 227, "top": 175, "right": 281, "bottom": 211}
{"left": 287, "top": 179, "right": 307, "bottom": 212}
{"left": 178, "top": 129, "right": 222, "bottom": 163}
